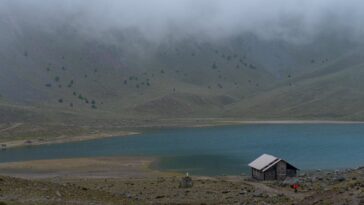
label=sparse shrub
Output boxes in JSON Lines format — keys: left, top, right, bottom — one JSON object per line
{"left": 67, "top": 80, "right": 74, "bottom": 88}
{"left": 212, "top": 63, "right": 217, "bottom": 69}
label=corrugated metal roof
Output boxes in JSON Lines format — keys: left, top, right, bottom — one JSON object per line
{"left": 248, "top": 154, "right": 280, "bottom": 171}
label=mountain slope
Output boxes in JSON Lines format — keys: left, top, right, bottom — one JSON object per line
{"left": 225, "top": 51, "right": 364, "bottom": 120}
{"left": 1, "top": 12, "right": 364, "bottom": 121}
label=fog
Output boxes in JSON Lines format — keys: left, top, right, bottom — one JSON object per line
{"left": 2, "top": 0, "right": 364, "bottom": 43}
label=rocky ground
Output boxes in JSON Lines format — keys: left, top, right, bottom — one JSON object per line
{"left": 295, "top": 168, "right": 364, "bottom": 205}
{"left": 0, "top": 175, "right": 137, "bottom": 205}
{"left": 0, "top": 161, "right": 363, "bottom": 204}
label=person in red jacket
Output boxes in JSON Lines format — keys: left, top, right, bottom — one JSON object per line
{"left": 292, "top": 183, "right": 299, "bottom": 193}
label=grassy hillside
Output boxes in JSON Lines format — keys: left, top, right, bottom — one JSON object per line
{"left": 225, "top": 50, "right": 364, "bottom": 120}
{"left": 1, "top": 12, "right": 364, "bottom": 124}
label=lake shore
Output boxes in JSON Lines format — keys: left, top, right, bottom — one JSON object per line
{"left": 0, "top": 156, "right": 173, "bottom": 179}
{"left": 0, "top": 130, "right": 139, "bottom": 149}
{"left": 0, "top": 156, "right": 363, "bottom": 204}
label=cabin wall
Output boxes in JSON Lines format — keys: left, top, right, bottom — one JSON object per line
{"left": 252, "top": 168, "right": 264, "bottom": 180}
{"left": 276, "top": 161, "right": 287, "bottom": 180}
{"left": 264, "top": 167, "right": 276, "bottom": 180}
{"left": 286, "top": 169, "right": 297, "bottom": 177}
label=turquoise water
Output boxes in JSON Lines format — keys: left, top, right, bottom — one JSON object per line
{"left": 1, "top": 124, "right": 364, "bottom": 175}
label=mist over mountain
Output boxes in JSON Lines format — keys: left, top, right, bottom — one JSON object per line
{"left": 4, "top": 0, "right": 364, "bottom": 42}
{"left": 1, "top": 0, "right": 364, "bottom": 121}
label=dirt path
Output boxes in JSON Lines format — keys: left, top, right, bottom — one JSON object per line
{"left": 246, "top": 181, "right": 307, "bottom": 201}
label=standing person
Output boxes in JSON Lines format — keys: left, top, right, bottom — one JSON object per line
{"left": 292, "top": 183, "right": 299, "bottom": 193}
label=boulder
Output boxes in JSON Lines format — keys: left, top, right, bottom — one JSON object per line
{"left": 334, "top": 176, "right": 346, "bottom": 182}
{"left": 179, "top": 176, "right": 193, "bottom": 188}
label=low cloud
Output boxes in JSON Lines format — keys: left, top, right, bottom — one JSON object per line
{"left": 2, "top": 0, "right": 364, "bottom": 43}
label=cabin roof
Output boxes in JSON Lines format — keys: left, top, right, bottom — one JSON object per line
{"left": 248, "top": 154, "right": 279, "bottom": 171}
{"left": 248, "top": 154, "right": 298, "bottom": 172}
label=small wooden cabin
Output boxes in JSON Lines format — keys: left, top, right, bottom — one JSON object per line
{"left": 248, "top": 154, "right": 298, "bottom": 181}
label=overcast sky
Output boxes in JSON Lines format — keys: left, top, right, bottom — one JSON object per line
{"left": 2, "top": 0, "right": 364, "bottom": 43}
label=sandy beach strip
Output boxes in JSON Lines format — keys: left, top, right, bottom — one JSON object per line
{"left": 0, "top": 156, "right": 176, "bottom": 179}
